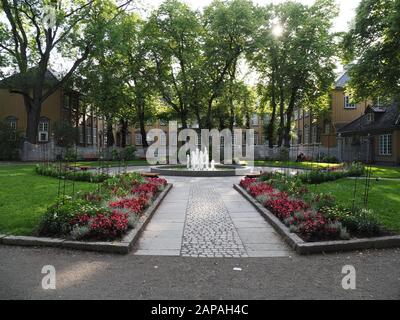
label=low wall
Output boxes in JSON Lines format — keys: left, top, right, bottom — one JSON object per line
{"left": 254, "top": 145, "right": 339, "bottom": 161}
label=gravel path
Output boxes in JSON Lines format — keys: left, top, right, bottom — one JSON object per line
{"left": 0, "top": 245, "right": 399, "bottom": 299}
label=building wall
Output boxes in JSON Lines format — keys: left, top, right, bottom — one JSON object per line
{"left": 293, "top": 88, "right": 369, "bottom": 148}
{"left": 331, "top": 89, "right": 368, "bottom": 126}
{"left": 0, "top": 88, "right": 62, "bottom": 133}
{"left": 372, "top": 130, "right": 400, "bottom": 165}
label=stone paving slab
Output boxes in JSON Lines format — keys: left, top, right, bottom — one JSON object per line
{"left": 134, "top": 176, "right": 291, "bottom": 258}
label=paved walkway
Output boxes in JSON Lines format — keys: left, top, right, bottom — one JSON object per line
{"left": 133, "top": 176, "right": 290, "bottom": 258}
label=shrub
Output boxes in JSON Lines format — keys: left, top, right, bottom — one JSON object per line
{"left": 53, "top": 121, "right": 77, "bottom": 148}
{"left": 35, "top": 164, "right": 109, "bottom": 183}
{"left": 277, "top": 147, "right": 289, "bottom": 161}
{"left": 319, "top": 206, "right": 381, "bottom": 237}
{"left": 0, "top": 121, "right": 22, "bottom": 160}
{"left": 346, "top": 162, "right": 365, "bottom": 177}
{"left": 121, "top": 145, "right": 136, "bottom": 161}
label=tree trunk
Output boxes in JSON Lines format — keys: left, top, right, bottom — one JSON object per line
{"left": 284, "top": 87, "right": 298, "bottom": 148}
{"left": 120, "top": 119, "right": 128, "bottom": 148}
{"left": 277, "top": 85, "right": 285, "bottom": 147}
{"left": 268, "top": 68, "right": 277, "bottom": 149}
{"left": 25, "top": 98, "right": 41, "bottom": 144}
{"left": 106, "top": 120, "right": 114, "bottom": 147}
{"left": 139, "top": 117, "right": 148, "bottom": 148}
{"left": 180, "top": 110, "right": 188, "bottom": 129}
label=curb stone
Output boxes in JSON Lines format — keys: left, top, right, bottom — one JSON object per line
{"left": 0, "top": 184, "right": 173, "bottom": 254}
{"left": 234, "top": 184, "right": 400, "bottom": 255}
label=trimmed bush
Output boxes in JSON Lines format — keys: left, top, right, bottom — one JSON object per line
{"left": 35, "top": 164, "right": 109, "bottom": 183}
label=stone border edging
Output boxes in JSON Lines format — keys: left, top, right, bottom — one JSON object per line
{"left": 234, "top": 184, "right": 400, "bottom": 255}
{"left": 0, "top": 184, "right": 173, "bottom": 254}
{"left": 151, "top": 165, "right": 252, "bottom": 177}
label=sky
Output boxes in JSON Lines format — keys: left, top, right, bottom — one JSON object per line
{"left": 139, "top": 0, "right": 361, "bottom": 33}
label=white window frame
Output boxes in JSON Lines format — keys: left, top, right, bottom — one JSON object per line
{"left": 344, "top": 96, "right": 356, "bottom": 109}
{"left": 379, "top": 134, "right": 392, "bottom": 156}
{"left": 251, "top": 114, "right": 259, "bottom": 126}
{"left": 38, "top": 120, "right": 49, "bottom": 142}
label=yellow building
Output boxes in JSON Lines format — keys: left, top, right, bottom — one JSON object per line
{"left": 293, "top": 71, "right": 369, "bottom": 149}
{"left": 0, "top": 69, "right": 102, "bottom": 148}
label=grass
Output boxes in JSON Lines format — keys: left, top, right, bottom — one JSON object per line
{"left": 254, "top": 160, "right": 342, "bottom": 170}
{"left": 255, "top": 160, "right": 400, "bottom": 179}
{"left": 367, "top": 166, "right": 400, "bottom": 179}
{"left": 0, "top": 165, "right": 97, "bottom": 235}
{"left": 312, "top": 178, "right": 400, "bottom": 233}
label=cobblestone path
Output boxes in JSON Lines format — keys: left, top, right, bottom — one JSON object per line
{"left": 181, "top": 185, "right": 248, "bottom": 257}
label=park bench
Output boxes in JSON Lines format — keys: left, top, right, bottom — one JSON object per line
{"left": 141, "top": 172, "right": 160, "bottom": 178}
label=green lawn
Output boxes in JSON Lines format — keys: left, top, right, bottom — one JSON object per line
{"left": 254, "top": 160, "right": 342, "bottom": 170}
{"left": 313, "top": 178, "right": 400, "bottom": 232}
{"left": 367, "top": 166, "right": 400, "bottom": 179}
{"left": 0, "top": 165, "right": 97, "bottom": 235}
{"left": 255, "top": 160, "right": 400, "bottom": 179}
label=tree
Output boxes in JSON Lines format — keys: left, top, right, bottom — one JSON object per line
{"left": 251, "top": 0, "right": 338, "bottom": 147}
{"left": 0, "top": 0, "right": 132, "bottom": 143}
{"left": 343, "top": 0, "right": 400, "bottom": 102}
{"left": 202, "top": 0, "right": 263, "bottom": 129}
{"left": 144, "top": 0, "right": 204, "bottom": 129}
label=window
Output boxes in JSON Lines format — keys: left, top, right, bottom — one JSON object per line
{"left": 304, "top": 125, "right": 310, "bottom": 144}
{"left": 311, "top": 125, "right": 317, "bottom": 143}
{"left": 251, "top": 114, "right": 259, "bottom": 126}
{"left": 254, "top": 132, "right": 259, "bottom": 145}
{"left": 324, "top": 122, "right": 331, "bottom": 134}
{"left": 135, "top": 133, "right": 142, "bottom": 146}
{"left": 6, "top": 116, "right": 17, "bottom": 140}
{"left": 63, "top": 95, "right": 70, "bottom": 109}
{"left": 344, "top": 96, "right": 356, "bottom": 109}
{"left": 86, "top": 127, "right": 92, "bottom": 145}
{"left": 379, "top": 134, "right": 392, "bottom": 156}
{"left": 38, "top": 118, "right": 49, "bottom": 142}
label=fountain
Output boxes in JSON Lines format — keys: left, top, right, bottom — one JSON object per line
{"left": 186, "top": 147, "right": 215, "bottom": 171}
{"left": 151, "top": 147, "right": 251, "bottom": 177}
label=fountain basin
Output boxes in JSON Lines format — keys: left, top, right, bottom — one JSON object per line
{"left": 150, "top": 165, "right": 252, "bottom": 177}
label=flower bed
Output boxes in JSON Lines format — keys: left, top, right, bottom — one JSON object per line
{"left": 37, "top": 173, "right": 167, "bottom": 241}
{"left": 239, "top": 175, "right": 386, "bottom": 242}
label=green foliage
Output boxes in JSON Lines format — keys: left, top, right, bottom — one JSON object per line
{"left": 64, "top": 148, "right": 78, "bottom": 162}
{"left": 35, "top": 164, "right": 109, "bottom": 183}
{"left": 121, "top": 145, "right": 137, "bottom": 161}
{"left": 261, "top": 171, "right": 384, "bottom": 237}
{"left": 299, "top": 162, "right": 365, "bottom": 184}
{"left": 320, "top": 206, "right": 382, "bottom": 237}
{"left": 0, "top": 121, "right": 22, "bottom": 160}
{"left": 343, "top": 0, "right": 400, "bottom": 101}
{"left": 37, "top": 196, "right": 108, "bottom": 237}
{"left": 53, "top": 121, "right": 77, "bottom": 148}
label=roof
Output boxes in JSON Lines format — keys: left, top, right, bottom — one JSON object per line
{"left": 338, "top": 103, "right": 400, "bottom": 135}
{"left": 335, "top": 71, "right": 350, "bottom": 88}
{"left": 0, "top": 67, "right": 60, "bottom": 89}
